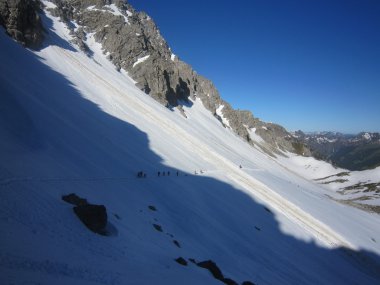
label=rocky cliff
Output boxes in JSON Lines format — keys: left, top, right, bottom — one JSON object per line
{"left": 2, "top": 0, "right": 309, "bottom": 157}
{"left": 0, "top": 0, "right": 44, "bottom": 48}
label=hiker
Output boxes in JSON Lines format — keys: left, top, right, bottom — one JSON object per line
{"left": 143, "top": 173, "right": 146, "bottom": 178}
{"left": 239, "top": 164, "right": 242, "bottom": 169}
{"left": 137, "top": 171, "right": 142, "bottom": 178}
{"left": 176, "top": 171, "right": 179, "bottom": 176}
{"left": 158, "top": 171, "right": 160, "bottom": 177}
{"left": 200, "top": 170, "right": 203, "bottom": 174}
{"left": 167, "top": 171, "right": 170, "bottom": 176}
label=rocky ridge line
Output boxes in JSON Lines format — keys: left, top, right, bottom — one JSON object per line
{"left": 295, "top": 131, "right": 380, "bottom": 170}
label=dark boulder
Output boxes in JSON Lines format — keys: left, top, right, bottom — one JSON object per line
{"left": 153, "top": 223, "right": 162, "bottom": 232}
{"left": 148, "top": 205, "right": 157, "bottom": 211}
{"left": 222, "top": 278, "right": 238, "bottom": 285}
{"left": 62, "top": 193, "right": 88, "bottom": 206}
{"left": 175, "top": 257, "right": 188, "bottom": 266}
{"left": 196, "top": 260, "right": 240, "bottom": 285}
{"left": 73, "top": 204, "right": 107, "bottom": 235}
{"left": 197, "top": 260, "right": 224, "bottom": 281}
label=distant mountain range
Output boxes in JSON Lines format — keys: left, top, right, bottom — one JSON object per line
{"left": 294, "top": 131, "right": 380, "bottom": 170}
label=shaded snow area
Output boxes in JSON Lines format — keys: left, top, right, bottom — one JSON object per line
{"left": 1, "top": 7, "right": 380, "bottom": 285}
{"left": 215, "top": 105, "right": 231, "bottom": 128}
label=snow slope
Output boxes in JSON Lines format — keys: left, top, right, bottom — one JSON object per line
{"left": 1, "top": 7, "right": 380, "bottom": 285}
{"left": 276, "top": 152, "right": 380, "bottom": 206}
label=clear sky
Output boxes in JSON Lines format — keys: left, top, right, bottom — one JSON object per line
{"left": 128, "top": 0, "right": 380, "bottom": 134}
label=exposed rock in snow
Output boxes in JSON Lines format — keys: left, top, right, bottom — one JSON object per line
{"left": 74, "top": 204, "right": 108, "bottom": 235}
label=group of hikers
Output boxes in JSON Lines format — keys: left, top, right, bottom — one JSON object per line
{"left": 157, "top": 170, "right": 179, "bottom": 177}
{"left": 137, "top": 164, "right": 243, "bottom": 178}
{"left": 136, "top": 171, "right": 147, "bottom": 178}
{"left": 136, "top": 170, "right": 181, "bottom": 178}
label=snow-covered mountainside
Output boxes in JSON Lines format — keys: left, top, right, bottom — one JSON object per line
{"left": 1, "top": 1, "right": 380, "bottom": 284}
{"left": 277, "top": 153, "right": 380, "bottom": 213}
{"left": 36, "top": 0, "right": 310, "bottom": 157}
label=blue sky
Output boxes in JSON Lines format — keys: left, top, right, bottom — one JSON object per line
{"left": 129, "top": 0, "right": 380, "bottom": 133}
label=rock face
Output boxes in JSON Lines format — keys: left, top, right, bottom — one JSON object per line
{"left": 42, "top": 0, "right": 308, "bottom": 157}
{"left": 0, "top": 0, "right": 44, "bottom": 48}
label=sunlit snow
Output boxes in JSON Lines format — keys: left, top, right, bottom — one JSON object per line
{"left": 133, "top": 55, "right": 150, "bottom": 67}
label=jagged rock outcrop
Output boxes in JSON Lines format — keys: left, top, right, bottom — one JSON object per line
{"left": 44, "top": 0, "right": 310, "bottom": 156}
{"left": 0, "top": 0, "right": 44, "bottom": 48}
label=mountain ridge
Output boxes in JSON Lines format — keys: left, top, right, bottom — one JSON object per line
{"left": 294, "top": 130, "right": 380, "bottom": 170}
{"left": 39, "top": 0, "right": 310, "bottom": 157}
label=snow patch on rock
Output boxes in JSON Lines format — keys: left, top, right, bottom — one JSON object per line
{"left": 133, "top": 55, "right": 150, "bottom": 67}
{"left": 248, "top": 127, "right": 265, "bottom": 143}
{"left": 216, "top": 105, "right": 231, "bottom": 128}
